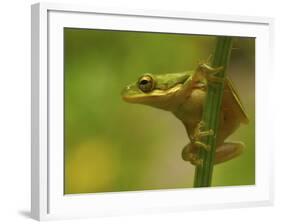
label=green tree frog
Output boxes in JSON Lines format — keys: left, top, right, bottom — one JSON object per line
{"left": 122, "top": 63, "right": 249, "bottom": 166}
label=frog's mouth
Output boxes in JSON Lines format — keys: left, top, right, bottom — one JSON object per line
{"left": 122, "top": 84, "right": 183, "bottom": 103}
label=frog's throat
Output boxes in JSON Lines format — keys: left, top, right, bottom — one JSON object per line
{"left": 122, "top": 83, "right": 183, "bottom": 103}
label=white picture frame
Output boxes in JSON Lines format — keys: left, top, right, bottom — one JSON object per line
{"left": 31, "top": 2, "right": 274, "bottom": 221}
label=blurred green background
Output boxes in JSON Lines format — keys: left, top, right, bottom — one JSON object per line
{"left": 64, "top": 28, "right": 255, "bottom": 194}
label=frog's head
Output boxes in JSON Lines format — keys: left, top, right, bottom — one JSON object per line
{"left": 122, "top": 72, "right": 191, "bottom": 111}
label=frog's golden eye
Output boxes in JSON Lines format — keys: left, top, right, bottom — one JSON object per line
{"left": 138, "top": 75, "right": 155, "bottom": 93}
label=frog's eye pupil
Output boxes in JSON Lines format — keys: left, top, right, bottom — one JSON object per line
{"left": 140, "top": 80, "right": 148, "bottom": 85}
{"left": 138, "top": 75, "right": 154, "bottom": 93}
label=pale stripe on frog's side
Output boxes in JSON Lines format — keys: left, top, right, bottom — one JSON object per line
{"left": 122, "top": 63, "right": 249, "bottom": 166}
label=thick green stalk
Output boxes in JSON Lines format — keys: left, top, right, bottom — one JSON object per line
{"left": 194, "top": 36, "right": 233, "bottom": 187}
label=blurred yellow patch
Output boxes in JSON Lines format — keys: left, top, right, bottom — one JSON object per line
{"left": 65, "top": 139, "right": 120, "bottom": 194}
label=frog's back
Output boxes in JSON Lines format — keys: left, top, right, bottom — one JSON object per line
{"left": 223, "top": 78, "right": 249, "bottom": 124}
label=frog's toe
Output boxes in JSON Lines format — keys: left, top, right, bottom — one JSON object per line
{"left": 193, "top": 120, "right": 214, "bottom": 141}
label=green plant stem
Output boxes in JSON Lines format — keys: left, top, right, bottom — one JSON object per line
{"left": 193, "top": 36, "right": 233, "bottom": 187}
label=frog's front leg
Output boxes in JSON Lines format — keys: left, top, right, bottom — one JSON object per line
{"left": 191, "top": 120, "right": 214, "bottom": 151}
{"left": 195, "top": 63, "right": 224, "bottom": 84}
{"left": 182, "top": 121, "right": 214, "bottom": 166}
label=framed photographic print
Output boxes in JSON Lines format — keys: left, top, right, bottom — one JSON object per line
{"left": 31, "top": 2, "right": 274, "bottom": 221}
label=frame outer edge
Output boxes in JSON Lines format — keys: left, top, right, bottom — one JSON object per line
{"left": 268, "top": 18, "right": 275, "bottom": 206}
{"left": 39, "top": 1, "right": 272, "bottom": 24}
{"left": 30, "top": 2, "right": 274, "bottom": 220}
{"left": 31, "top": 3, "right": 40, "bottom": 220}
{"left": 31, "top": 2, "right": 48, "bottom": 221}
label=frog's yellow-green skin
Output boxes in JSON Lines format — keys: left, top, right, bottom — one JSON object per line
{"left": 122, "top": 64, "right": 249, "bottom": 166}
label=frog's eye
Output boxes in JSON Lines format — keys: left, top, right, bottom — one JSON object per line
{"left": 138, "top": 75, "right": 155, "bottom": 93}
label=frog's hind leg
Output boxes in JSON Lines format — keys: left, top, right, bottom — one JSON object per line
{"left": 214, "top": 142, "right": 244, "bottom": 165}
{"left": 181, "top": 143, "right": 203, "bottom": 166}
{"left": 182, "top": 141, "right": 244, "bottom": 166}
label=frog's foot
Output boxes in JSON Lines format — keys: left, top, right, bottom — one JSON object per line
{"left": 181, "top": 144, "right": 203, "bottom": 166}
{"left": 191, "top": 121, "right": 214, "bottom": 151}
{"left": 214, "top": 142, "right": 244, "bottom": 164}
{"left": 197, "top": 63, "right": 224, "bottom": 84}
